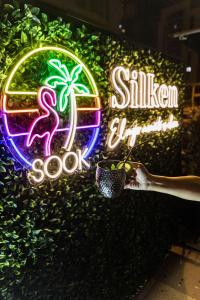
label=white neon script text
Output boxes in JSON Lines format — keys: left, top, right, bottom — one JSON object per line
{"left": 110, "top": 66, "right": 178, "bottom": 109}
{"left": 107, "top": 114, "right": 179, "bottom": 149}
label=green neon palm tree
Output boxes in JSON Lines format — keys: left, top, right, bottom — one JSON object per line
{"left": 45, "top": 59, "right": 90, "bottom": 112}
{"left": 45, "top": 59, "right": 90, "bottom": 150}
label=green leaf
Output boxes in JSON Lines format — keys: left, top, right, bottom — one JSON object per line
{"left": 33, "top": 229, "right": 42, "bottom": 235}
{"left": 117, "top": 162, "right": 131, "bottom": 172}
{"left": 32, "top": 15, "right": 41, "bottom": 25}
{"left": 12, "top": 8, "right": 20, "bottom": 18}
{"left": 31, "top": 7, "right": 40, "bottom": 15}
{"left": 3, "top": 4, "right": 14, "bottom": 12}
{"left": 45, "top": 76, "right": 65, "bottom": 88}
{"left": 30, "top": 26, "right": 38, "bottom": 36}
{"left": 57, "top": 16, "right": 62, "bottom": 22}
{"left": 71, "top": 64, "right": 82, "bottom": 83}
{"left": 41, "top": 13, "right": 48, "bottom": 23}
{"left": 21, "top": 31, "right": 28, "bottom": 43}
{"left": 91, "top": 35, "right": 98, "bottom": 41}
{"left": 48, "top": 59, "right": 70, "bottom": 81}
{"left": 73, "top": 84, "right": 89, "bottom": 94}
{"left": 0, "top": 165, "right": 6, "bottom": 172}
{"left": 58, "top": 85, "right": 70, "bottom": 112}
{"left": 111, "top": 164, "right": 116, "bottom": 170}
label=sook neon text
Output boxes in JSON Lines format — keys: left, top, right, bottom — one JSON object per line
{"left": 28, "top": 149, "right": 90, "bottom": 184}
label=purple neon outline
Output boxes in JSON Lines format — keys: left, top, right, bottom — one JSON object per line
{"left": 3, "top": 108, "right": 101, "bottom": 166}
{"left": 4, "top": 110, "right": 101, "bottom": 136}
{"left": 26, "top": 87, "right": 60, "bottom": 157}
{"left": 3, "top": 88, "right": 101, "bottom": 167}
{"left": 8, "top": 124, "right": 101, "bottom": 165}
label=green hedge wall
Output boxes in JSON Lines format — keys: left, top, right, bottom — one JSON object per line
{"left": 0, "top": 2, "right": 185, "bottom": 300}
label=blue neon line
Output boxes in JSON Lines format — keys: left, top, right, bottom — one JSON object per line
{"left": 84, "top": 127, "right": 100, "bottom": 159}
{"left": 10, "top": 139, "right": 32, "bottom": 167}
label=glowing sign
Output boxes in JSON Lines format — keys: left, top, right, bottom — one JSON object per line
{"left": 1, "top": 48, "right": 180, "bottom": 182}
{"left": 29, "top": 149, "right": 90, "bottom": 184}
{"left": 1, "top": 46, "right": 101, "bottom": 182}
{"left": 45, "top": 59, "right": 90, "bottom": 112}
{"left": 107, "top": 114, "right": 179, "bottom": 149}
{"left": 107, "top": 65, "right": 179, "bottom": 150}
{"left": 26, "top": 87, "right": 59, "bottom": 156}
{"left": 110, "top": 66, "right": 178, "bottom": 109}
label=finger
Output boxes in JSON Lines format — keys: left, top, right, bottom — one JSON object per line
{"left": 131, "top": 169, "right": 137, "bottom": 177}
{"left": 125, "top": 178, "right": 138, "bottom": 187}
{"left": 130, "top": 162, "right": 141, "bottom": 169}
{"left": 126, "top": 178, "right": 136, "bottom": 186}
{"left": 124, "top": 184, "right": 131, "bottom": 189}
{"left": 124, "top": 183, "right": 139, "bottom": 190}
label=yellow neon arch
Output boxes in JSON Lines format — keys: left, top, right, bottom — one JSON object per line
{"left": 3, "top": 46, "right": 100, "bottom": 113}
{"left": 5, "top": 46, "right": 98, "bottom": 94}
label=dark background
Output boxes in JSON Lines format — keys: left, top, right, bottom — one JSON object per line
{"left": 0, "top": 1, "right": 200, "bottom": 299}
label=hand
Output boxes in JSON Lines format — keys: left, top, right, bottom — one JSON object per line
{"left": 124, "top": 163, "right": 152, "bottom": 191}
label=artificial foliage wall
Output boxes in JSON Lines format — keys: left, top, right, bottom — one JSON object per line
{"left": 0, "top": 2, "right": 184, "bottom": 300}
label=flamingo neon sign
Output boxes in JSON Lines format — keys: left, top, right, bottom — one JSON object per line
{"left": 26, "top": 87, "right": 59, "bottom": 157}
{"left": 1, "top": 46, "right": 101, "bottom": 184}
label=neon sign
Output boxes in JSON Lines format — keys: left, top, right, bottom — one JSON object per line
{"left": 26, "top": 87, "right": 59, "bottom": 156}
{"left": 107, "top": 114, "right": 179, "bottom": 149}
{"left": 1, "top": 49, "right": 180, "bottom": 183}
{"left": 107, "top": 66, "right": 179, "bottom": 150}
{"left": 1, "top": 46, "right": 101, "bottom": 183}
{"left": 29, "top": 149, "right": 90, "bottom": 184}
{"left": 110, "top": 66, "right": 178, "bottom": 109}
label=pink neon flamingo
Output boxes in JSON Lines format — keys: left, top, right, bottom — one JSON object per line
{"left": 26, "top": 87, "right": 59, "bottom": 156}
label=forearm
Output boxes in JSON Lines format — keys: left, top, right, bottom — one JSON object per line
{"left": 149, "top": 175, "right": 200, "bottom": 201}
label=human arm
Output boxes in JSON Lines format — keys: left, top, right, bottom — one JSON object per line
{"left": 124, "top": 163, "right": 200, "bottom": 202}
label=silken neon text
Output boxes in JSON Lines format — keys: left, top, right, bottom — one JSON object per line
{"left": 110, "top": 66, "right": 178, "bottom": 109}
